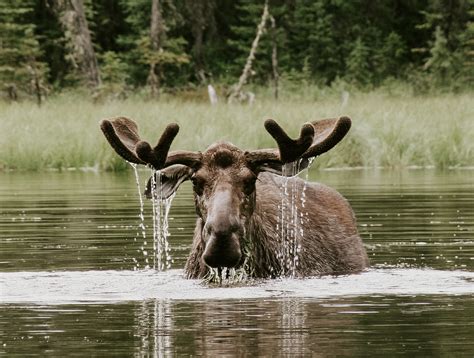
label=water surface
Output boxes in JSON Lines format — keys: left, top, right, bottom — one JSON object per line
{"left": 1, "top": 169, "right": 473, "bottom": 356}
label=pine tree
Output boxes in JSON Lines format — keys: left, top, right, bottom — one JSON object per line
{"left": 345, "top": 37, "right": 372, "bottom": 86}
{"left": 117, "top": 0, "right": 189, "bottom": 91}
{"left": 0, "top": 0, "right": 49, "bottom": 102}
{"left": 289, "top": 0, "right": 338, "bottom": 83}
{"left": 375, "top": 32, "right": 406, "bottom": 80}
{"left": 417, "top": 0, "right": 472, "bottom": 87}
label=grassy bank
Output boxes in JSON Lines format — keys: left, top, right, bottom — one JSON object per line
{"left": 0, "top": 88, "right": 472, "bottom": 171}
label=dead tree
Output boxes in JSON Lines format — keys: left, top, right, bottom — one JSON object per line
{"left": 54, "top": 0, "right": 101, "bottom": 89}
{"left": 269, "top": 15, "right": 279, "bottom": 100}
{"left": 148, "top": 0, "right": 165, "bottom": 98}
{"left": 228, "top": 1, "right": 269, "bottom": 103}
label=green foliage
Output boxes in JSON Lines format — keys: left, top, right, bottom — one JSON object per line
{"left": 0, "top": 0, "right": 49, "bottom": 101}
{"left": 117, "top": 0, "right": 190, "bottom": 88}
{"left": 424, "top": 26, "right": 457, "bottom": 84}
{"left": 289, "top": 0, "right": 338, "bottom": 83}
{"left": 417, "top": 0, "right": 473, "bottom": 89}
{"left": 95, "top": 51, "right": 129, "bottom": 100}
{"left": 345, "top": 37, "right": 372, "bottom": 86}
{"left": 375, "top": 32, "right": 407, "bottom": 80}
{"left": 0, "top": 0, "right": 472, "bottom": 95}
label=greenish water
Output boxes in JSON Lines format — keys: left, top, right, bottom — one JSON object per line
{"left": 1, "top": 169, "right": 473, "bottom": 356}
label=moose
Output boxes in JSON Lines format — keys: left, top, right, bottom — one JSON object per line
{"left": 100, "top": 116, "right": 368, "bottom": 279}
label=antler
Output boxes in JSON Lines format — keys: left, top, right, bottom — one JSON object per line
{"left": 100, "top": 117, "right": 201, "bottom": 169}
{"left": 247, "top": 116, "right": 352, "bottom": 166}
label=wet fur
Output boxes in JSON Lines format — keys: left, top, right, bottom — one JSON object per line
{"left": 185, "top": 172, "right": 369, "bottom": 278}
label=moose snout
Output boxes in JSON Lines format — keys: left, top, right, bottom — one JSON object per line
{"left": 202, "top": 220, "right": 242, "bottom": 268}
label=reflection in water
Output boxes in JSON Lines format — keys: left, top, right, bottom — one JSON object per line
{"left": 2, "top": 296, "right": 473, "bottom": 356}
{"left": 135, "top": 300, "right": 173, "bottom": 357}
{"left": 280, "top": 299, "right": 308, "bottom": 356}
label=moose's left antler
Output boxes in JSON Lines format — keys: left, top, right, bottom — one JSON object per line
{"left": 100, "top": 117, "right": 201, "bottom": 169}
{"left": 246, "top": 116, "right": 351, "bottom": 167}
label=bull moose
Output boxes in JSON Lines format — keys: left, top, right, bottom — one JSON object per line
{"left": 100, "top": 116, "right": 368, "bottom": 279}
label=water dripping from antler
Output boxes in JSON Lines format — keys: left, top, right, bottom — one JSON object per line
{"left": 129, "top": 163, "right": 175, "bottom": 271}
{"left": 277, "top": 158, "right": 314, "bottom": 277}
{"left": 130, "top": 162, "right": 148, "bottom": 270}
{"left": 150, "top": 169, "right": 175, "bottom": 271}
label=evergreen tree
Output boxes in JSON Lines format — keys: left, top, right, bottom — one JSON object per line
{"left": 0, "top": 0, "right": 49, "bottom": 102}
{"left": 345, "top": 37, "right": 372, "bottom": 86}
{"left": 375, "top": 32, "right": 407, "bottom": 80}
{"left": 418, "top": 0, "right": 472, "bottom": 87}
{"left": 0, "top": 0, "right": 471, "bottom": 96}
{"left": 118, "top": 0, "right": 189, "bottom": 90}
{"left": 289, "top": 0, "right": 338, "bottom": 83}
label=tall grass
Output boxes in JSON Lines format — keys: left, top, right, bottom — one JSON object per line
{"left": 0, "top": 87, "right": 472, "bottom": 171}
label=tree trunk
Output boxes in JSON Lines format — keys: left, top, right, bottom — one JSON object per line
{"left": 27, "top": 62, "right": 43, "bottom": 106}
{"left": 228, "top": 1, "right": 269, "bottom": 103}
{"left": 55, "top": 0, "right": 101, "bottom": 89}
{"left": 148, "top": 0, "right": 164, "bottom": 98}
{"left": 54, "top": 0, "right": 101, "bottom": 89}
{"left": 270, "top": 15, "right": 279, "bottom": 100}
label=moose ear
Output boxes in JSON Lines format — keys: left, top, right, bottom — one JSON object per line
{"left": 252, "top": 159, "right": 312, "bottom": 177}
{"left": 145, "top": 165, "right": 194, "bottom": 199}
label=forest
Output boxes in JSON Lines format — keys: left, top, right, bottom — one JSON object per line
{"left": 0, "top": 0, "right": 472, "bottom": 103}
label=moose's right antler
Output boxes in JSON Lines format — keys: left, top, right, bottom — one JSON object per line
{"left": 246, "top": 116, "right": 352, "bottom": 170}
{"left": 100, "top": 117, "right": 201, "bottom": 169}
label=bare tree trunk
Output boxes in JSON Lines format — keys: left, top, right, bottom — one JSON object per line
{"left": 27, "top": 62, "right": 43, "bottom": 106}
{"left": 148, "top": 0, "right": 164, "bottom": 98}
{"left": 228, "top": 1, "right": 269, "bottom": 103}
{"left": 55, "top": 0, "right": 101, "bottom": 89}
{"left": 269, "top": 15, "right": 279, "bottom": 100}
{"left": 6, "top": 85, "right": 18, "bottom": 101}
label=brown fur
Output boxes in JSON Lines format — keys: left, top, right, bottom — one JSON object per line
{"left": 182, "top": 143, "right": 369, "bottom": 279}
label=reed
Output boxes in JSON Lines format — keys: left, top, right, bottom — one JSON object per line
{"left": 0, "top": 88, "right": 472, "bottom": 171}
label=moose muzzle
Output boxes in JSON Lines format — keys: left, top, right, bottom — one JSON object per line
{"left": 201, "top": 189, "right": 243, "bottom": 268}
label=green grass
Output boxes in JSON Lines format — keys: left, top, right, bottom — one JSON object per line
{"left": 0, "top": 87, "right": 472, "bottom": 171}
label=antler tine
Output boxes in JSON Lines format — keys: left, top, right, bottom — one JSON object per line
{"left": 264, "top": 119, "right": 315, "bottom": 163}
{"left": 301, "top": 116, "right": 352, "bottom": 159}
{"left": 100, "top": 117, "right": 201, "bottom": 170}
{"left": 100, "top": 117, "right": 145, "bottom": 165}
{"left": 135, "top": 123, "right": 179, "bottom": 168}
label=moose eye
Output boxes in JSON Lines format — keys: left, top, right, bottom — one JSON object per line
{"left": 190, "top": 175, "right": 205, "bottom": 195}
{"left": 242, "top": 176, "right": 257, "bottom": 195}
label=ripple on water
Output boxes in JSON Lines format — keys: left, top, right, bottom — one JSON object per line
{"left": 1, "top": 268, "right": 473, "bottom": 304}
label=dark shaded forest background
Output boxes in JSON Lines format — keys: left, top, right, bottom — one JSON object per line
{"left": 0, "top": 0, "right": 472, "bottom": 103}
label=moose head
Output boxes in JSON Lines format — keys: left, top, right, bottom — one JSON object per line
{"left": 100, "top": 117, "right": 352, "bottom": 272}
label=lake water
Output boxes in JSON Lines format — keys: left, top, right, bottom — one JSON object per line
{"left": 1, "top": 169, "right": 473, "bottom": 356}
